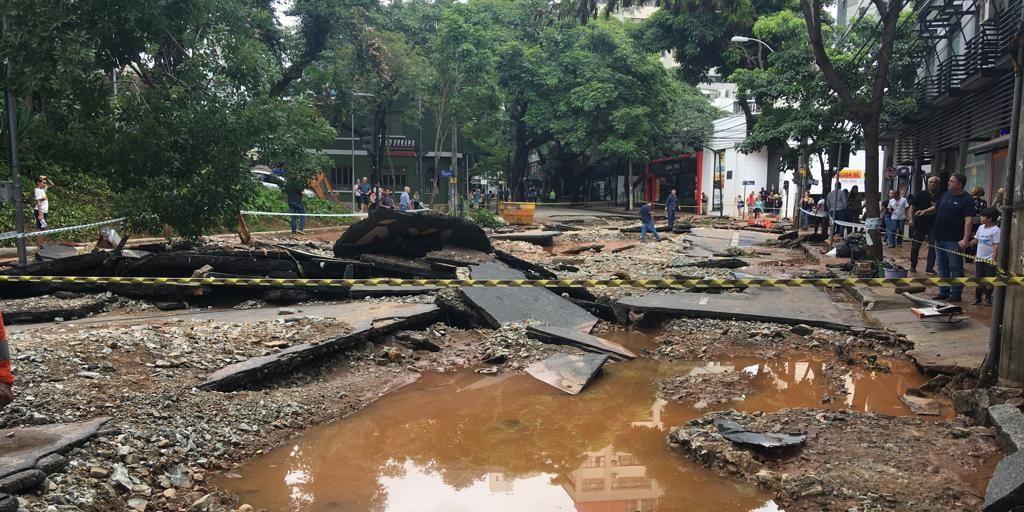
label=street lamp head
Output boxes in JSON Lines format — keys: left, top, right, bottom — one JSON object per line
{"left": 730, "top": 36, "right": 751, "bottom": 43}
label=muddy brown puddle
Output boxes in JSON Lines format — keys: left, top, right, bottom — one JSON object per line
{"left": 217, "top": 347, "right": 937, "bottom": 512}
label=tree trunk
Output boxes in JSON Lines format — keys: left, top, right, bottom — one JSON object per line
{"left": 508, "top": 102, "right": 529, "bottom": 202}
{"left": 863, "top": 124, "right": 883, "bottom": 262}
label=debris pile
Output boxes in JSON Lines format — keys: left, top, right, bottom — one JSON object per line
{"left": 669, "top": 409, "right": 998, "bottom": 511}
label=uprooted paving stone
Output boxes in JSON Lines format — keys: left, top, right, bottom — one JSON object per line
{"left": 669, "top": 409, "right": 999, "bottom": 511}
{"left": 525, "top": 325, "right": 635, "bottom": 360}
{"left": 988, "top": 404, "right": 1024, "bottom": 454}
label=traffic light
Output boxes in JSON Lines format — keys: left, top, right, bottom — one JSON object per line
{"left": 358, "top": 128, "right": 377, "bottom": 159}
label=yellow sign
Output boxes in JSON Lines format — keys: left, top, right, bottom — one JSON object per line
{"left": 838, "top": 168, "right": 864, "bottom": 180}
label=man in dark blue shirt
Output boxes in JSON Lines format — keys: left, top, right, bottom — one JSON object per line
{"left": 921, "top": 173, "right": 975, "bottom": 301}
{"left": 665, "top": 189, "right": 679, "bottom": 228}
{"left": 639, "top": 201, "right": 660, "bottom": 242}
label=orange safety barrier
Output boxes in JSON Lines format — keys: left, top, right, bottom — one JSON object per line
{"left": 0, "top": 313, "right": 12, "bottom": 386}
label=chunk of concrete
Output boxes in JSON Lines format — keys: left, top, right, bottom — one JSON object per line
{"left": 714, "top": 418, "right": 806, "bottom": 452}
{"left": 493, "top": 249, "right": 558, "bottom": 279}
{"left": 333, "top": 208, "right": 492, "bottom": 258}
{"left": 953, "top": 388, "right": 1024, "bottom": 425}
{"left": 0, "top": 494, "right": 15, "bottom": 512}
{"left": 526, "top": 353, "right": 609, "bottom": 395}
{"left": 900, "top": 394, "right": 941, "bottom": 416}
{"left": 0, "top": 417, "right": 110, "bottom": 480}
{"left": 34, "top": 245, "right": 80, "bottom": 261}
{"left": 526, "top": 325, "right": 635, "bottom": 360}
{"left": 989, "top": 404, "right": 1024, "bottom": 454}
{"left": 984, "top": 449, "right": 1024, "bottom": 512}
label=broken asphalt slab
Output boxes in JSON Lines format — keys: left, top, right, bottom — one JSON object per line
{"left": 424, "top": 246, "right": 494, "bottom": 267}
{"left": 613, "top": 287, "right": 868, "bottom": 331}
{"left": 198, "top": 303, "right": 440, "bottom": 391}
{"left": 333, "top": 208, "right": 492, "bottom": 258}
{"left": 525, "top": 352, "right": 609, "bottom": 394}
{"left": 0, "top": 417, "right": 110, "bottom": 481}
{"left": 460, "top": 262, "right": 598, "bottom": 332}
{"left": 714, "top": 418, "right": 806, "bottom": 452}
{"left": 526, "top": 325, "right": 635, "bottom": 360}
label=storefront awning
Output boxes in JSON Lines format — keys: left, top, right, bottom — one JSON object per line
{"left": 969, "top": 135, "right": 1010, "bottom": 155}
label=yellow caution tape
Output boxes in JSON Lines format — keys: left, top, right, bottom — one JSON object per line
{"left": 0, "top": 275, "right": 1022, "bottom": 288}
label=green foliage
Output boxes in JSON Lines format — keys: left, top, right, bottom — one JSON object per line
{"left": 241, "top": 185, "right": 356, "bottom": 232}
{"left": 465, "top": 207, "right": 504, "bottom": 229}
{"left": 0, "top": 163, "right": 115, "bottom": 243}
{"left": 0, "top": 0, "right": 349, "bottom": 239}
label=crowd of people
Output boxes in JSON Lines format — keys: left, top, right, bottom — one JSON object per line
{"left": 800, "top": 174, "right": 1003, "bottom": 305}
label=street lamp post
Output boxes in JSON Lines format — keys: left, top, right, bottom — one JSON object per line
{"left": 730, "top": 35, "right": 775, "bottom": 53}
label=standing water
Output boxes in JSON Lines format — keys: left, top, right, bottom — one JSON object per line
{"left": 217, "top": 352, "right": 936, "bottom": 512}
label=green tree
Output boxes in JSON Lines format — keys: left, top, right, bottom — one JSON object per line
{"left": 0, "top": 0, "right": 363, "bottom": 237}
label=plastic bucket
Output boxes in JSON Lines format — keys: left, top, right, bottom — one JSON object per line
{"left": 884, "top": 267, "right": 908, "bottom": 279}
{"left": 499, "top": 202, "right": 536, "bottom": 225}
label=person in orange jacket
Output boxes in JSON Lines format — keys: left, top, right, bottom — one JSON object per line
{"left": 0, "top": 313, "right": 13, "bottom": 407}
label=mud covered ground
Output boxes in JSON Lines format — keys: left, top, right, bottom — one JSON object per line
{"left": 669, "top": 409, "right": 999, "bottom": 512}
{"left": 0, "top": 219, "right": 1005, "bottom": 512}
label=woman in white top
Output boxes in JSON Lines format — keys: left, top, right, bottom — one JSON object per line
{"left": 885, "top": 189, "right": 909, "bottom": 248}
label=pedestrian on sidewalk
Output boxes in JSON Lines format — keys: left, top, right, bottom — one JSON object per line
{"left": 753, "top": 196, "right": 764, "bottom": 225}
{"left": 920, "top": 173, "right": 975, "bottom": 302}
{"left": 666, "top": 189, "right": 679, "bottom": 228}
{"left": 846, "top": 185, "right": 862, "bottom": 223}
{"left": 639, "top": 201, "right": 660, "bottom": 242}
{"left": 412, "top": 190, "right": 422, "bottom": 210}
{"left": 909, "top": 176, "right": 940, "bottom": 274}
{"left": 801, "top": 191, "right": 814, "bottom": 228}
{"left": 970, "top": 207, "right": 1000, "bottom": 306}
{"left": 358, "top": 177, "right": 370, "bottom": 212}
{"left": 33, "top": 175, "right": 53, "bottom": 229}
{"left": 886, "top": 189, "right": 909, "bottom": 247}
{"left": 285, "top": 180, "right": 306, "bottom": 235}
{"left": 812, "top": 196, "right": 826, "bottom": 235}
{"left": 736, "top": 194, "right": 745, "bottom": 219}
{"left": 400, "top": 186, "right": 411, "bottom": 212}
{"left": 826, "top": 181, "right": 848, "bottom": 237}
{"left": 701, "top": 192, "right": 709, "bottom": 215}
{"left": 381, "top": 188, "right": 395, "bottom": 209}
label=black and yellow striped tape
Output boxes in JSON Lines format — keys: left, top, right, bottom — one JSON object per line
{"left": 0, "top": 275, "right": 1022, "bottom": 288}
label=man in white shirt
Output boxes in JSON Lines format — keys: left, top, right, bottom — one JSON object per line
{"left": 33, "top": 176, "right": 53, "bottom": 229}
{"left": 886, "top": 190, "right": 909, "bottom": 247}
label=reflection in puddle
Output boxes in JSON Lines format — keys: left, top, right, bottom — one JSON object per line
{"left": 217, "top": 356, "right": 932, "bottom": 512}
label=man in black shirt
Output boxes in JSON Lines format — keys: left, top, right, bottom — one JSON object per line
{"left": 917, "top": 173, "right": 976, "bottom": 301}
{"left": 908, "top": 176, "right": 939, "bottom": 274}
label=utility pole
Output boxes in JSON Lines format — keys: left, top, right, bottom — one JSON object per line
{"left": 417, "top": 97, "right": 424, "bottom": 195}
{"left": 350, "top": 102, "right": 357, "bottom": 213}
{"left": 991, "top": 41, "right": 1024, "bottom": 385}
{"left": 3, "top": 19, "right": 26, "bottom": 264}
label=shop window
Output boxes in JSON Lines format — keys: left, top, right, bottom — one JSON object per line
{"left": 329, "top": 166, "right": 353, "bottom": 190}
